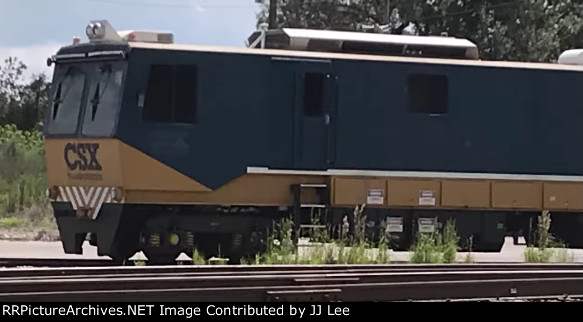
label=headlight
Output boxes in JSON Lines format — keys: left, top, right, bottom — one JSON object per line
{"left": 85, "top": 24, "right": 94, "bottom": 38}
{"left": 45, "top": 186, "right": 59, "bottom": 200}
{"left": 86, "top": 22, "right": 104, "bottom": 39}
{"left": 110, "top": 187, "right": 124, "bottom": 202}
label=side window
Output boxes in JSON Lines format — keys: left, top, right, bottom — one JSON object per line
{"left": 407, "top": 73, "right": 448, "bottom": 114}
{"left": 303, "top": 72, "right": 325, "bottom": 117}
{"left": 142, "top": 64, "right": 197, "bottom": 123}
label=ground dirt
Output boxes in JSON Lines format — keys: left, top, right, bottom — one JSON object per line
{"left": 0, "top": 227, "right": 60, "bottom": 242}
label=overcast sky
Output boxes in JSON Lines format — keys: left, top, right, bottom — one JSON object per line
{"left": 0, "top": 0, "right": 261, "bottom": 79}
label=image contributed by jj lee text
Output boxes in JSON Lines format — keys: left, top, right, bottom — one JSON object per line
{"left": 2, "top": 304, "right": 352, "bottom": 319}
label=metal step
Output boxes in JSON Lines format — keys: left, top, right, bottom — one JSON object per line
{"left": 300, "top": 204, "right": 326, "bottom": 208}
{"left": 300, "top": 224, "right": 327, "bottom": 229}
{"left": 299, "top": 183, "right": 327, "bottom": 189}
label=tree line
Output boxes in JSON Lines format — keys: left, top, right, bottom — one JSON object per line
{"left": 4, "top": 0, "right": 583, "bottom": 129}
{"left": 0, "top": 57, "right": 49, "bottom": 132}
{"left": 256, "top": 0, "right": 583, "bottom": 62}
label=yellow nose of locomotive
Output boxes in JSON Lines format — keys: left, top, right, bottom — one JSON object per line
{"left": 44, "top": 138, "right": 124, "bottom": 218}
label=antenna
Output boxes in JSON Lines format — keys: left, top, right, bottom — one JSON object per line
{"left": 268, "top": 0, "right": 277, "bottom": 29}
{"left": 385, "top": 0, "right": 390, "bottom": 25}
{"left": 247, "top": 23, "right": 269, "bottom": 49}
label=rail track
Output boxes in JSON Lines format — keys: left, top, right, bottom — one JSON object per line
{"left": 0, "top": 257, "right": 412, "bottom": 268}
{"left": 2, "top": 263, "right": 583, "bottom": 301}
{"left": 0, "top": 257, "right": 118, "bottom": 268}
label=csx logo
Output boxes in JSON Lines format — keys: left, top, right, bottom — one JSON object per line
{"left": 64, "top": 143, "right": 102, "bottom": 171}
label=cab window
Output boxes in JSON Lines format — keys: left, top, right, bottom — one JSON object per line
{"left": 81, "top": 63, "right": 125, "bottom": 136}
{"left": 46, "top": 66, "right": 86, "bottom": 135}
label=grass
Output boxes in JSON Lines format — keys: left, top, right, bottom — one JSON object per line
{"left": 180, "top": 209, "right": 580, "bottom": 266}
{"left": 408, "top": 219, "right": 459, "bottom": 264}
{"left": 0, "top": 216, "right": 25, "bottom": 228}
{"left": 463, "top": 235, "right": 475, "bottom": 263}
{"left": 244, "top": 205, "right": 396, "bottom": 265}
{"left": 192, "top": 249, "right": 208, "bottom": 265}
{"left": 184, "top": 206, "right": 471, "bottom": 265}
{"left": 523, "top": 210, "right": 575, "bottom": 263}
{"left": 0, "top": 124, "right": 54, "bottom": 230}
{"left": 182, "top": 205, "right": 394, "bottom": 265}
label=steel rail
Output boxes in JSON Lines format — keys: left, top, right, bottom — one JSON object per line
{"left": 1, "top": 276, "right": 582, "bottom": 302}
{"left": 415, "top": 295, "right": 583, "bottom": 302}
{"left": 1, "top": 269, "right": 583, "bottom": 295}
{"left": 4, "top": 267, "right": 582, "bottom": 282}
{"left": 2, "top": 262, "right": 583, "bottom": 279}
{"left": 0, "top": 257, "right": 117, "bottom": 268}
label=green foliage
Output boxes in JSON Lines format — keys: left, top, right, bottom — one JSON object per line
{"left": 0, "top": 123, "right": 44, "bottom": 153}
{"left": 188, "top": 213, "right": 461, "bottom": 266}
{"left": 524, "top": 246, "right": 554, "bottom": 263}
{"left": 0, "top": 216, "right": 26, "bottom": 228}
{"left": 243, "top": 205, "right": 393, "bottom": 265}
{"left": 256, "top": 0, "right": 390, "bottom": 31}
{"left": 0, "top": 56, "right": 53, "bottom": 227}
{"left": 256, "top": 0, "right": 583, "bottom": 63}
{"left": 192, "top": 249, "right": 207, "bottom": 265}
{"left": 251, "top": 217, "right": 299, "bottom": 264}
{"left": 524, "top": 210, "right": 574, "bottom": 263}
{"left": 463, "top": 235, "right": 475, "bottom": 263}
{"left": 0, "top": 57, "right": 50, "bottom": 131}
{"left": 0, "top": 124, "right": 50, "bottom": 226}
{"left": 409, "top": 233, "right": 445, "bottom": 263}
{"left": 409, "top": 219, "right": 459, "bottom": 263}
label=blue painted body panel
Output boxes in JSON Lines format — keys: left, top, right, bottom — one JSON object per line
{"left": 114, "top": 47, "right": 583, "bottom": 190}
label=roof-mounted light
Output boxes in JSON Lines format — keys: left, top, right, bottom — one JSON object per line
{"left": 117, "top": 30, "right": 174, "bottom": 44}
{"left": 86, "top": 22, "right": 104, "bottom": 39}
{"left": 84, "top": 20, "right": 123, "bottom": 43}
{"left": 80, "top": 20, "right": 174, "bottom": 45}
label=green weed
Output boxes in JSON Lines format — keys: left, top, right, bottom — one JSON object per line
{"left": 247, "top": 204, "right": 393, "bottom": 265}
{"left": 0, "top": 124, "right": 51, "bottom": 228}
{"left": 192, "top": 248, "right": 207, "bottom": 265}
{"left": 409, "top": 219, "right": 459, "bottom": 264}
{"left": 0, "top": 216, "right": 25, "bottom": 228}
{"left": 462, "top": 235, "right": 475, "bottom": 263}
{"left": 523, "top": 210, "right": 574, "bottom": 263}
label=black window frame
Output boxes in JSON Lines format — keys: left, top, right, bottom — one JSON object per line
{"left": 302, "top": 72, "right": 326, "bottom": 117}
{"left": 142, "top": 64, "right": 198, "bottom": 124}
{"left": 406, "top": 73, "right": 449, "bottom": 115}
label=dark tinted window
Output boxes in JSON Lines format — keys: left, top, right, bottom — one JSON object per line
{"left": 82, "top": 63, "right": 125, "bottom": 136}
{"left": 142, "top": 64, "right": 197, "bottom": 123}
{"left": 303, "top": 72, "right": 325, "bottom": 117}
{"left": 407, "top": 73, "right": 448, "bottom": 114}
{"left": 46, "top": 66, "right": 86, "bottom": 135}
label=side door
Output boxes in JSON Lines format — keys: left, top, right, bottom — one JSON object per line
{"left": 291, "top": 58, "right": 337, "bottom": 170}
